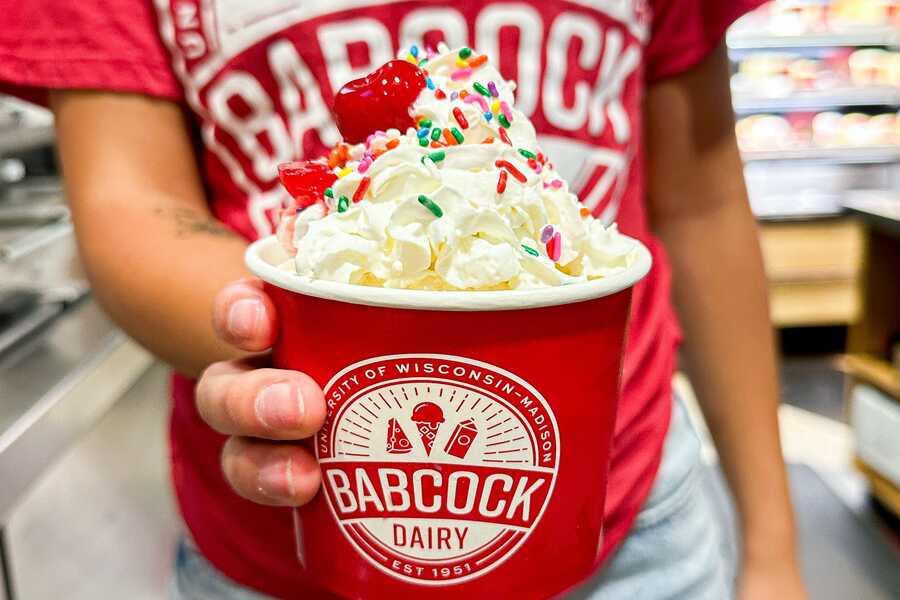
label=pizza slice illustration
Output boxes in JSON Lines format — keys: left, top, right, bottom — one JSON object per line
{"left": 385, "top": 417, "right": 412, "bottom": 454}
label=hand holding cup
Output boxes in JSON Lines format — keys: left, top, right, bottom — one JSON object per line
{"left": 197, "top": 278, "right": 325, "bottom": 506}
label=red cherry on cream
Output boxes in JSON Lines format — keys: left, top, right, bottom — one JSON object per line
{"left": 277, "top": 161, "right": 336, "bottom": 209}
{"left": 332, "top": 60, "right": 427, "bottom": 144}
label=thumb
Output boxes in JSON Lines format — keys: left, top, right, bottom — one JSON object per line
{"left": 212, "top": 278, "right": 278, "bottom": 352}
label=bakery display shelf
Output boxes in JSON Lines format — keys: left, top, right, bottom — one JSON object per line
{"left": 733, "top": 87, "right": 900, "bottom": 112}
{"left": 756, "top": 210, "right": 846, "bottom": 221}
{"left": 753, "top": 204, "right": 846, "bottom": 221}
{"left": 728, "top": 28, "right": 900, "bottom": 51}
{"left": 742, "top": 145, "right": 900, "bottom": 163}
{"left": 750, "top": 189, "right": 850, "bottom": 221}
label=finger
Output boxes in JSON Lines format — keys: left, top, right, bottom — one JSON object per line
{"left": 212, "top": 278, "right": 277, "bottom": 352}
{"left": 222, "top": 437, "right": 322, "bottom": 506}
{"left": 197, "top": 361, "right": 326, "bottom": 440}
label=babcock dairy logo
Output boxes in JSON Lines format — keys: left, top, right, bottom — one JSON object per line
{"left": 317, "top": 354, "right": 559, "bottom": 585}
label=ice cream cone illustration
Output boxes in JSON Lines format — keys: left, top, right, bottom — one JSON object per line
{"left": 411, "top": 401, "right": 445, "bottom": 455}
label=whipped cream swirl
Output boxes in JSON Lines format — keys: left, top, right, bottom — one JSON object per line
{"left": 277, "top": 45, "right": 637, "bottom": 290}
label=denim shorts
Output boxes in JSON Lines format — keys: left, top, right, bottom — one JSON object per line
{"left": 171, "top": 398, "right": 734, "bottom": 600}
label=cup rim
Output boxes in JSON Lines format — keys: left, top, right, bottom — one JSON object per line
{"left": 245, "top": 235, "right": 652, "bottom": 311}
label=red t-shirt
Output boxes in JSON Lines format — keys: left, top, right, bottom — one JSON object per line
{"left": 1, "top": 1, "right": 761, "bottom": 597}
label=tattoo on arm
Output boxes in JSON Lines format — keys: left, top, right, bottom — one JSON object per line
{"left": 155, "top": 207, "right": 239, "bottom": 239}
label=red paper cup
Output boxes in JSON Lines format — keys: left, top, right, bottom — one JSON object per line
{"left": 246, "top": 236, "right": 651, "bottom": 599}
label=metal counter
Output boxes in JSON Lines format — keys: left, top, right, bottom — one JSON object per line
{"left": 0, "top": 198, "right": 153, "bottom": 598}
{"left": 0, "top": 170, "right": 158, "bottom": 598}
{"left": 0, "top": 300, "right": 152, "bottom": 521}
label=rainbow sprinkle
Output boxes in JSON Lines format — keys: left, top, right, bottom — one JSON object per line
{"left": 473, "top": 82, "right": 491, "bottom": 97}
{"left": 541, "top": 225, "right": 554, "bottom": 244}
{"left": 464, "top": 94, "right": 488, "bottom": 112}
{"left": 495, "top": 159, "right": 526, "bottom": 183}
{"left": 452, "top": 107, "right": 469, "bottom": 129}
{"left": 518, "top": 148, "right": 536, "bottom": 159}
{"left": 547, "top": 231, "right": 562, "bottom": 262}
{"left": 459, "top": 47, "right": 472, "bottom": 59}
{"left": 522, "top": 245, "right": 539, "bottom": 257}
{"left": 487, "top": 81, "right": 499, "bottom": 97}
{"left": 430, "top": 128, "right": 442, "bottom": 141}
{"left": 353, "top": 176, "right": 370, "bottom": 202}
{"left": 450, "top": 127, "right": 464, "bottom": 144}
{"left": 497, "top": 113, "right": 511, "bottom": 128}
{"left": 440, "top": 128, "right": 454, "bottom": 145}
{"left": 451, "top": 68, "right": 472, "bottom": 81}
{"left": 426, "top": 78, "right": 435, "bottom": 90}
{"left": 418, "top": 194, "right": 443, "bottom": 218}
{"left": 418, "top": 137, "right": 429, "bottom": 147}
{"left": 497, "top": 169, "right": 508, "bottom": 194}
{"left": 337, "top": 167, "right": 352, "bottom": 178}
{"left": 337, "top": 196, "right": 349, "bottom": 213}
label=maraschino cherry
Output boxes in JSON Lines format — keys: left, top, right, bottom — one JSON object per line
{"left": 332, "top": 60, "right": 427, "bottom": 144}
{"left": 277, "top": 161, "right": 336, "bottom": 209}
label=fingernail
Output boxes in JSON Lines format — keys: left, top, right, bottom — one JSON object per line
{"left": 258, "top": 457, "right": 296, "bottom": 499}
{"left": 227, "top": 297, "right": 263, "bottom": 340}
{"left": 255, "top": 382, "right": 305, "bottom": 430}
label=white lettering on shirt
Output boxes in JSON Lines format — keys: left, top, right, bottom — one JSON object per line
{"left": 318, "top": 18, "right": 393, "bottom": 95}
{"left": 399, "top": 8, "right": 469, "bottom": 51}
{"left": 543, "top": 12, "right": 601, "bottom": 131}
{"left": 475, "top": 3, "right": 543, "bottom": 117}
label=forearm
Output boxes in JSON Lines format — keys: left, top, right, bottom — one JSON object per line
{"left": 51, "top": 90, "right": 250, "bottom": 376}
{"left": 645, "top": 45, "right": 797, "bottom": 563}
{"left": 658, "top": 183, "right": 796, "bottom": 560}
{"left": 72, "top": 198, "right": 249, "bottom": 376}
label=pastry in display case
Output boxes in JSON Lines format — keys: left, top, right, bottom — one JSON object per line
{"left": 734, "top": 0, "right": 900, "bottom": 37}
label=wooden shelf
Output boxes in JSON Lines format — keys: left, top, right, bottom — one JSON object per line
{"left": 848, "top": 228, "right": 900, "bottom": 355}
{"left": 855, "top": 457, "right": 900, "bottom": 519}
{"left": 759, "top": 218, "right": 864, "bottom": 327}
{"left": 837, "top": 354, "right": 900, "bottom": 400}
{"left": 770, "top": 280, "right": 861, "bottom": 327}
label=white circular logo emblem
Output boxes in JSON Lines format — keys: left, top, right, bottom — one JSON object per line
{"left": 317, "top": 354, "right": 559, "bottom": 585}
